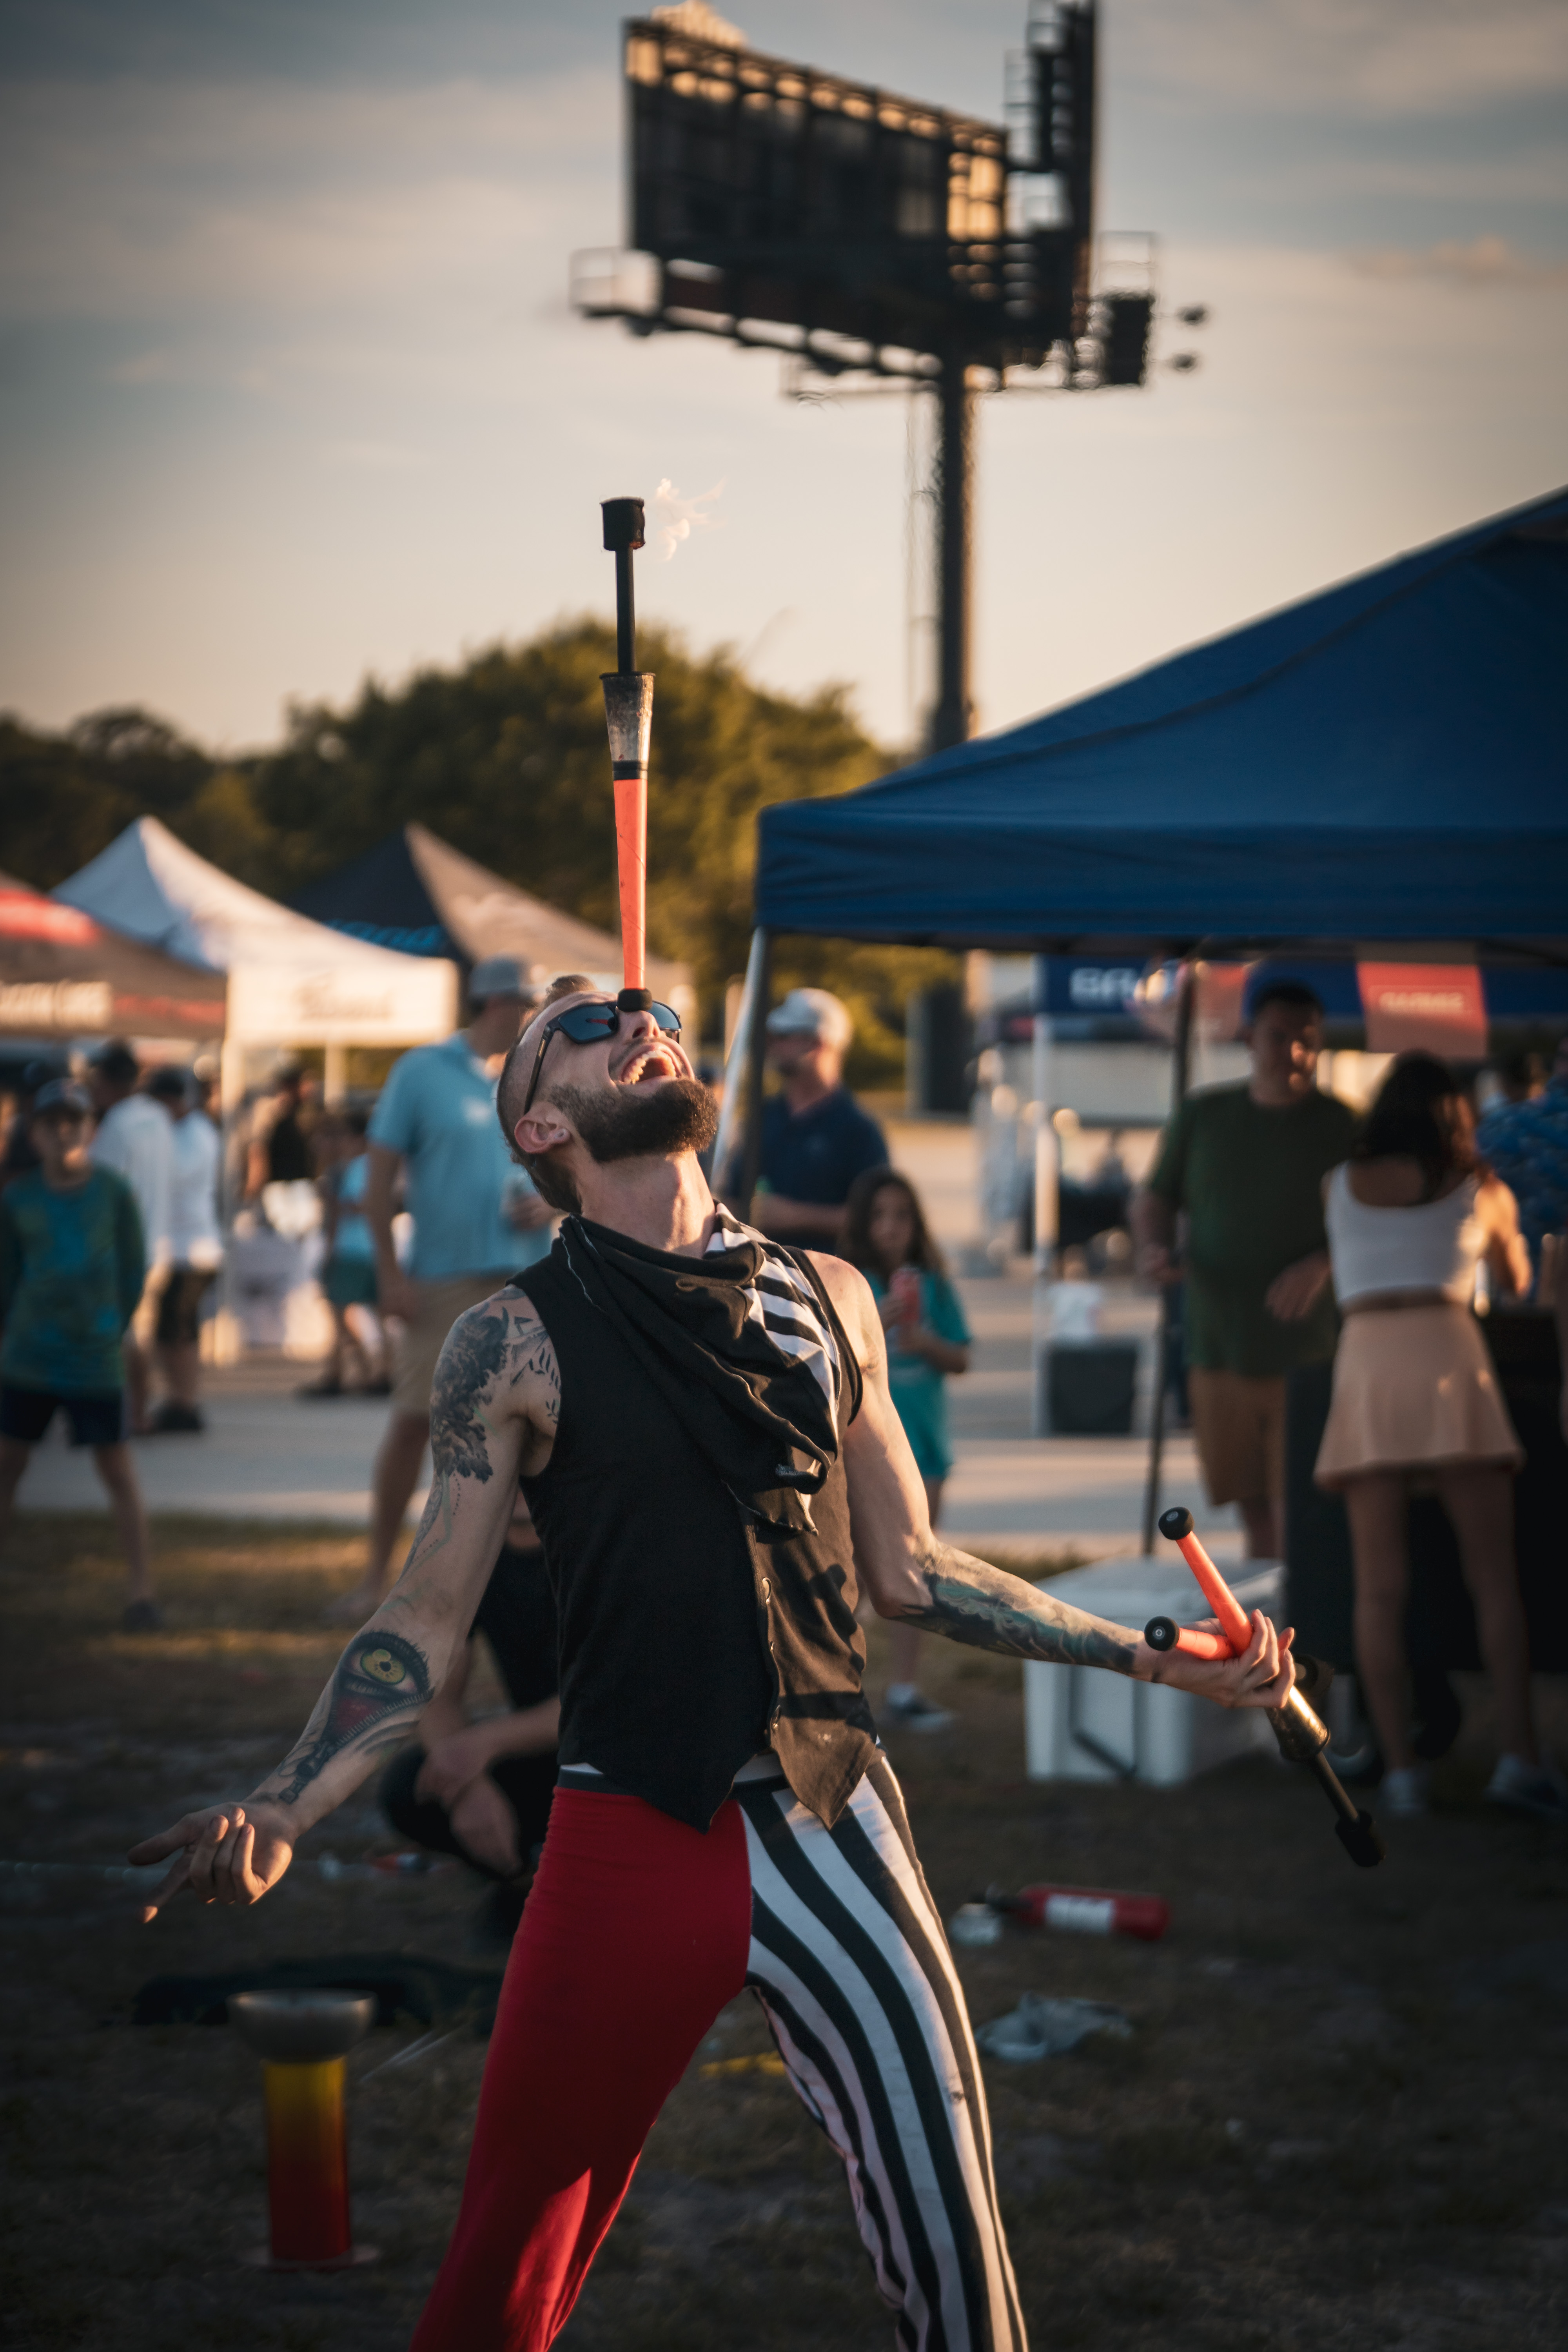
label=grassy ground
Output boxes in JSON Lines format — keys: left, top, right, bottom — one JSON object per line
{"left": 2, "top": 1515, "right": 1566, "bottom": 2352}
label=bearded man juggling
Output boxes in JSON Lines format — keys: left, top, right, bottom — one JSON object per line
{"left": 132, "top": 967, "right": 1295, "bottom": 2351}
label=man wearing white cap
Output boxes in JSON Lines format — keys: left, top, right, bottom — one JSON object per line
{"left": 334, "top": 956, "right": 552, "bottom": 1621}
{"left": 754, "top": 987, "right": 889, "bottom": 1254}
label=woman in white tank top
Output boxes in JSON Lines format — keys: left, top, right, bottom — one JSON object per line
{"left": 1315, "top": 1053, "right": 1560, "bottom": 1821}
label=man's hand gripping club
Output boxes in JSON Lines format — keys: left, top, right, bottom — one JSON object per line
{"left": 823, "top": 1258, "right": 1296, "bottom": 1707}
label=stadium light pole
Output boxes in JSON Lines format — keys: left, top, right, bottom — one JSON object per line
{"left": 574, "top": 7, "right": 1134, "bottom": 765}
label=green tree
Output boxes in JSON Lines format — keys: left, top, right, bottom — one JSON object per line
{"left": 3, "top": 629, "right": 956, "bottom": 1083}
{"left": 0, "top": 708, "right": 217, "bottom": 887}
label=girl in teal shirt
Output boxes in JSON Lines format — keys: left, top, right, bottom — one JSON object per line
{"left": 842, "top": 1168, "right": 971, "bottom": 1732}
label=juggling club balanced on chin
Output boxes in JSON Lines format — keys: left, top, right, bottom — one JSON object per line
{"left": 600, "top": 496, "right": 655, "bottom": 1013}
{"left": 1145, "top": 1506, "right": 1386, "bottom": 1869}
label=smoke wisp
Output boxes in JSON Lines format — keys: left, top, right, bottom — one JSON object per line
{"left": 653, "top": 476, "right": 724, "bottom": 561}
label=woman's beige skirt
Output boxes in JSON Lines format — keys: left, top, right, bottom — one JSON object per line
{"left": 1315, "top": 1303, "right": 1523, "bottom": 1490}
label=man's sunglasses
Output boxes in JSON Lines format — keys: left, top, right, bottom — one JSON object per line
{"left": 518, "top": 999, "right": 682, "bottom": 1119}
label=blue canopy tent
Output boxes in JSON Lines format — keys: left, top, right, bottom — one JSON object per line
{"left": 755, "top": 485, "right": 1568, "bottom": 955}
{"left": 727, "top": 486, "right": 1568, "bottom": 1581}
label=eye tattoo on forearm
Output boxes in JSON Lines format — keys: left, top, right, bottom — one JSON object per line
{"left": 270, "top": 1627, "right": 433, "bottom": 1805}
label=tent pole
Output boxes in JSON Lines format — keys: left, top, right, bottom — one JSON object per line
{"left": 711, "top": 925, "right": 768, "bottom": 1203}
{"left": 1030, "top": 957, "right": 1059, "bottom": 1437}
{"left": 1139, "top": 960, "right": 1195, "bottom": 1553}
{"left": 737, "top": 928, "right": 774, "bottom": 1218}
{"left": 209, "top": 1031, "right": 248, "bottom": 1368}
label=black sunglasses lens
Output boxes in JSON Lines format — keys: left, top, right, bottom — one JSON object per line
{"left": 558, "top": 1005, "right": 620, "bottom": 1042}
{"left": 650, "top": 1003, "right": 681, "bottom": 1033}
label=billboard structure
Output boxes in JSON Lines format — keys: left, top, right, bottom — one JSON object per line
{"left": 574, "top": 3, "right": 1192, "bottom": 750}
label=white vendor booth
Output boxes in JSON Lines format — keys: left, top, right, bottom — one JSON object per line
{"left": 1024, "top": 1555, "right": 1284, "bottom": 1788}
{"left": 54, "top": 817, "right": 457, "bottom": 1076}
{"left": 56, "top": 818, "right": 457, "bottom": 1355}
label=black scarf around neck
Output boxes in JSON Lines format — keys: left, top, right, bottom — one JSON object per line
{"left": 559, "top": 1216, "right": 842, "bottom": 1533}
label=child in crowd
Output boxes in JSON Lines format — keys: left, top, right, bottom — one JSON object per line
{"left": 842, "top": 1165, "right": 971, "bottom": 1731}
{"left": 303, "top": 1110, "right": 387, "bottom": 1398}
{"left": 0, "top": 1080, "right": 158, "bottom": 1627}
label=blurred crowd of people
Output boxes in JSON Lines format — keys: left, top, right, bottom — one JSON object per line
{"left": 1132, "top": 985, "right": 1568, "bottom": 1824}
{"left": 5, "top": 964, "right": 1564, "bottom": 1918}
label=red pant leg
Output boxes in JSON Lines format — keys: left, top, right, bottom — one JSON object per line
{"left": 410, "top": 1791, "right": 751, "bottom": 2352}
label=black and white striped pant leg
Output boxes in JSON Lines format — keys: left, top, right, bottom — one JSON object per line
{"left": 737, "top": 1760, "right": 1027, "bottom": 2352}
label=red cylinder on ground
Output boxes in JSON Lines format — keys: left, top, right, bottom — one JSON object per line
{"left": 1014, "top": 1884, "right": 1170, "bottom": 1942}
{"left": 264, "top": 2056, "right": 352, "bottom": 2264}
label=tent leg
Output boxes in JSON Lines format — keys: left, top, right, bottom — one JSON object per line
{"left": 737, "top": 929, "right": 774, "bottom": 1219}
{"left": 208, "top": 1033, "right": 249, "bottom": 1369}
{"left": 1031, "top": 962, "right": 1059, "bottom": 1438}
{"left": 1139, "top": 964, "right": 1195, "bottom": 1553}
{"left": 711, "top": 927, "right": 768, "bottom": 1204}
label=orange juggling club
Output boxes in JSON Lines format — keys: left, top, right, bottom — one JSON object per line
{"left": 1159, "top": 1509, "right": 1256, "bottom": 1650}
{"left": 1151, "top": 1507, "right": 1386, "bottom": 1869}
{"left": 600, "top": 497, "right": 654, "bottom": 1003}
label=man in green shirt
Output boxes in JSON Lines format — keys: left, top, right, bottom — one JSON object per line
{"left": 0, "top": 1080, "right": 159, "bottom": 1627}
{"left": 1134, "top": 983, "right": 1357, "bottom": 1560}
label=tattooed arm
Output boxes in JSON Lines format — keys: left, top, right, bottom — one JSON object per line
{"left": 129, "top": 1289, "right": 564, "bottom": 1918}
{"left": 811, "top": 1255, "right": 1294, "bottom": 1708}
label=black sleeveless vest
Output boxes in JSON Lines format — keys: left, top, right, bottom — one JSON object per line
{"left": 511, "top": 1239, "right": 877, "bottom": 1831}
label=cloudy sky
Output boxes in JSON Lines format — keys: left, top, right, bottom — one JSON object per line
{"left": 2, "top": 0, "right": 1565, "bottom": 754}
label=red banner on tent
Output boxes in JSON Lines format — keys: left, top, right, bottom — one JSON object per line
{"left": 0, "top": 890, "right": 100, "bottom": 945}
{"left": 1357, "top": 964, "right": 1486, "bottom": 1058}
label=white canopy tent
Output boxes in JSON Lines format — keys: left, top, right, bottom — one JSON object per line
{"left": 56, "top": 819, "right": 459, "bottom": 1367}
{"left": 55, "top": 818, "right": 457, "bottom": 1072}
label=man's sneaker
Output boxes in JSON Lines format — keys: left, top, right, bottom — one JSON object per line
{"left": 882, "top": 1688, "right": 955, "bottom": 1735}
{"left": 1381, "top": 1764, "right": 1430, "bottom": 1817}
{"left": 122, "top": 1599, "right": 165, "bottom": 1633}
{"left": 1485, "top": 1753, "right": 1568, "bottom": 1824}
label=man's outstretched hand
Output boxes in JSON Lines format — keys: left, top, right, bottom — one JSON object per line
{"left": 128, "top": 1802, "right": 296, "bottom": 1924}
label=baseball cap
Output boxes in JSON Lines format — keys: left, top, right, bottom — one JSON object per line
{"left": 766, "top": 987, "right": 853, "bottom": 1051}
{"left": 33, "top": 1079, "right": 93, "bottom": 1119}
{"left": 88, "top": 1039, "right": 140, "bottom": 1087}
{"left": 468, "top": 955, "right": 530, "bottom": 1004}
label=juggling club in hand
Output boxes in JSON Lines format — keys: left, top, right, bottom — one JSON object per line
{"left": 1149, "top": 1506, "right": 1385, "bottom": 1869}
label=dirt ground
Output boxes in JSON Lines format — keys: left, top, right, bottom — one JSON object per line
{"left": 2, "top": 1515, "right": 1566, "bottom": 2352}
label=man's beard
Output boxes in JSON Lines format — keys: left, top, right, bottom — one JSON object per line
{"left": 550, "top": 1077, "right": 719, "bottom": 1168}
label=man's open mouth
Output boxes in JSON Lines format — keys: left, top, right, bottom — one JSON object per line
{"left": 615, "top": 1046, "right": 680, "bottom": 1085}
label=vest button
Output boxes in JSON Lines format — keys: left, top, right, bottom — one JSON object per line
{"left": 760, "top": 1579, "right": 772, "bottom": 1601}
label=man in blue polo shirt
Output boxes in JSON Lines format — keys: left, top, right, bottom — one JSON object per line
{"left": 754, "top": 989, "right": 888, "bottom": 1255}
{"left": 333, "top": 956, "right": 554, "bottom": 1621}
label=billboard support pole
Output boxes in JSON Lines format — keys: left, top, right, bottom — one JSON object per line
{"left": 929, "top": 350, "right": 975, "bottom": 754}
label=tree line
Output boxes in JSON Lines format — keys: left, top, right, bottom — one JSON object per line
{"left": 0, "top": 620, "right": 956, "bottom": 1083}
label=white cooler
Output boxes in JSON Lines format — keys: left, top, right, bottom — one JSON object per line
{"left": 1023, "top": 1555, "right": 1285, "bottom": 1787}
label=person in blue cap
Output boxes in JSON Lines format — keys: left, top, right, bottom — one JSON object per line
{"left": 0, "top": 1078, "right": 159, "bottom": 1627}
{"left": 753, "top": 987, "right": 889, "bottom": 1254}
